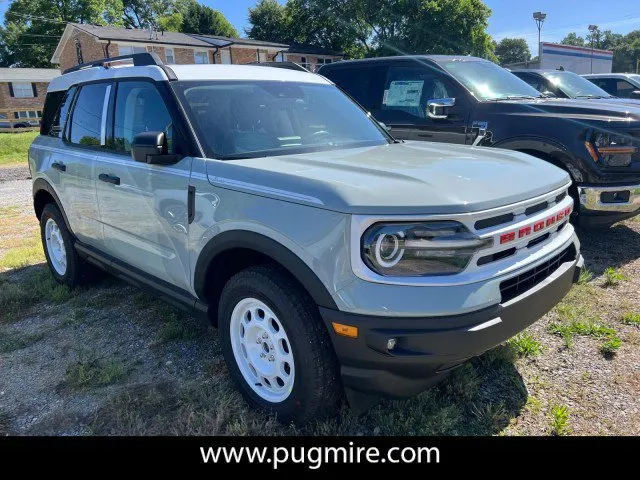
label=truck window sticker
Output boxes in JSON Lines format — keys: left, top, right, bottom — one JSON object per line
{"left": 384, "top": 80, "right": 424, "bottom": 107}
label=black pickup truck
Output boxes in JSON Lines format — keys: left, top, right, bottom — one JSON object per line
{"left": 319, "top": 56, "right": 640, "bottom": 227}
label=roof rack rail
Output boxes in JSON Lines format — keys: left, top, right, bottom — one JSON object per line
{"left": 248, "top": 61, "right": 310, "bottom": 72}
{"left": 62, "top": 52, "right": 164, "bottom": 75}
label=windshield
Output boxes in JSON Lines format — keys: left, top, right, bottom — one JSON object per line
{"left": 174, "top": 81, "right": 389, "bottom": 159}
{"left": 438, "top": 60, "right": 543, "bottom": 101}
{"left": 543, "top": 71, "right": 613, "bottom": 98}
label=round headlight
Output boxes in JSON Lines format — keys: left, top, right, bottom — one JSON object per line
{"left": 374, "top": 232, "right": 405, "bottom": 267}
{"left": 361, "top": 221, "right": 491, "bottom": 277}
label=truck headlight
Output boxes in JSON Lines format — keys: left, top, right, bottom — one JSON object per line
{"left": 585, "top": 131, "right": 638, "bottom": 167}
{"left": 361, "top": 221, "right": 492, "bottom": 276}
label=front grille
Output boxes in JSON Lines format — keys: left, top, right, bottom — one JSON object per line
{"left": 474, "top": 189, "right": 568, "bottom": 231}
{"left": 475, "top": 213, "right": 514, "bottom": 230}
{"left": 524, "top": 201, "right": 548, "bottom": 216}
{"left": 499, "top": 244, "right": 576, "bottom": 303}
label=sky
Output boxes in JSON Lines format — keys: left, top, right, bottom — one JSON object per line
{"left": 1, "top": 0, "right": 640, "bottom": 57}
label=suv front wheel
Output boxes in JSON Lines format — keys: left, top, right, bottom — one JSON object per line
{"left": 218, "top": 264, "right": 340, "bottom": 423}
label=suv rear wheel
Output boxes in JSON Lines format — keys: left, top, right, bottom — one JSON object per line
{"left": 40, "top": 203, "right": 87, "bottom": 287}
{"left": 218, "top": 264, "right": 340, "bottom": 423}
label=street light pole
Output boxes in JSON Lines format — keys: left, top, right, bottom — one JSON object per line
{"left": 533, "top": 12, "right": 547, "bottom": 62}
{"left": 589, "top": 24, "right": 599, "bottom": 74}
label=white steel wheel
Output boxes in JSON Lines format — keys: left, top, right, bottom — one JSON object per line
{"left": 45, "top": 218, "right": 67, "bottom": 275}
{"left": 229, "top": 297, "right": 295, "bottom": 403}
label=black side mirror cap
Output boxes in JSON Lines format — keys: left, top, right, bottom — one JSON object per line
{"left": 131, "top": 131, "right": 181, "bottom": 165}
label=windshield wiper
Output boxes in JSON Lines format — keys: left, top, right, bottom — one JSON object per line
{"left": 488, "top": 95, "right": 540, "bottom": 101}
{"left": 576, "top": 95, "right": 603, "bottom": 99}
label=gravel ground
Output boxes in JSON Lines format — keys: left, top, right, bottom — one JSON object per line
{"left": 0, "top": 167, "right": 31, "bottom": 211}
{"left": 0, "top": 172, "right": 638, "bottom": 436}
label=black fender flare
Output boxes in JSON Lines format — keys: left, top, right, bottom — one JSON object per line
{"left": 193, "top": 230, "right": 338, "bottom": 310}
{"left": 32, "top": 178, "right": 74, "bottom": 235}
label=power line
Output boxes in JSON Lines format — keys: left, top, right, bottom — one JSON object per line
{"left": 4, "top": 12, "right": 69, "bottom": 24}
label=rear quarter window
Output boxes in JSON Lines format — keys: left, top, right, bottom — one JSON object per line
{"left": 40, "top": 91, "right": 64, "bottom": 135}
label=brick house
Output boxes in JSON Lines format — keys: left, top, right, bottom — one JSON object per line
{"left": 0, "top": 68, "right": 60, "bottom": 129}
{"left": 51, "top": 23, "right": 343, "bottom": 73}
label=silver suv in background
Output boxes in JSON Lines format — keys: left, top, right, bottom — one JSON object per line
{"left": 31, "top": 53, "right": 583, "bottom": 423}
{"left": 583, "top": 73, "right": 640, "bottom": 99}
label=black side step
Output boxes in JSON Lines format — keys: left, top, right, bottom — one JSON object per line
{"left": 74, "top": 242, "right": 208, "bottom": 319}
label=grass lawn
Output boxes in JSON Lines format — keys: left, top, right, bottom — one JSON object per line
{"left": 0, "top": 131, "right": 38, "bottom": 167}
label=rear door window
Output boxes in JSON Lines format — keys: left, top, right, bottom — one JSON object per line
{"left": 323, "top": 65, "right": 388, "bottom": 112}
{"left": 68, "top": 83, "right": 109, "bottom": 146}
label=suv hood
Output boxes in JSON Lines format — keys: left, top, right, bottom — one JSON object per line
{"left": 492, "top": 97, "right": 640, "bottom": 125}
{"left": 206, "top": 142, "right": 570, "bottom": 214}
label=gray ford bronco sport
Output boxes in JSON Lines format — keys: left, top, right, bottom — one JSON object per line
{"left": 30, "top": 53, "right": 583, "bottom": 423}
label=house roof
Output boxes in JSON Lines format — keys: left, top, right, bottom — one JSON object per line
{"left": 193, "top": 34, "right": 289, "bottom": 49}
{"left": 71, "top": 23, "right": 212, "bottom": 47}
{"left": 51, "top": 23, "right": 343, "bottom": 65}
{"left": 0, "top": 68, "right": 60, "bottom": 83}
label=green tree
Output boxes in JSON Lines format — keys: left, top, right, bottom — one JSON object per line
{"left": 246, "top": 0, "right": 495, "bottom": 59}
{"left": 495, "top": 37, "right": 531, "bottom": 65}
{"left": 612, "top": 29, "right": 640, "bottom": 72}
{"left": 401, "top": 0, "right": 495, "bottom": 59}
{"left": 246, "top": 0, "right": 288, "bottom": 43}
{"left": 561, "top": 32, "right": 585, "bottom": 46}
{"left": 180, "top": 1, "right": 238, "bottom": 37}
{"left": 0, "top": 0, "right": 124, "bottom": 67}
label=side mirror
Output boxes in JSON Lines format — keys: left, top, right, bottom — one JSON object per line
{"left": 378, "top": 122, "right": 392, "bottom": 131}
{"left": 630, "top": 90, "right": 640, "bottom": 99}
{"left": 427, "top": 98, "right": 455, "bottom": 119}
{"left": 131, "top": 131, "right": 180, "bottom": 165}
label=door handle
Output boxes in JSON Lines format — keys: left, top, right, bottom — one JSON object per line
{"left": 52, "top": 162, "right": 66, "bottom": 172}
{"left": 99, "top": 173, "right": 120, "bottom": 185}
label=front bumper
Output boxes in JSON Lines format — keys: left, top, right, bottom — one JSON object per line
{"left": 320, "top": 252, "right": 583, "bottom": 402}
{"left": 578, "top": 183, "right": 640, "bottom": 226}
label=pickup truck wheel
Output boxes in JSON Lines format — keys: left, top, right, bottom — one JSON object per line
{"left": 40, "top": 203, "right": 84, "bottom": 287}
{"left": 219, "top": 264, "right": 340, "bottom": 424}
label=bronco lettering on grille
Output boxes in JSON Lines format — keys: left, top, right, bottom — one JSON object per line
{"left": 499, "top": 205, "right": 573, "bottom": 245}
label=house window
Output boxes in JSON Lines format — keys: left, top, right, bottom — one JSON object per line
{"left": 299, "top": 56, "right": 313, "bottom": 70}
{"left": 194, "top": 51, "right": 209, "bottom": 64}
{"left": 220, "top": 49, "right": 232, "bottom": 64}
{"left": 165, "top": 47, "right": 175, "bottom": 64}
{"left": 12, "top": 82, "right": 34, "bottom": 98}
{"left": 317, "top": 58, "right": 332, "bottom": 65}
{"left": 119, "top": 45, "right": 147, "bottom": 56}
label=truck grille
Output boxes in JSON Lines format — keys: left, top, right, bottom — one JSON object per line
{"left": 499, "top": 244, "right": 576, "bottom": 303}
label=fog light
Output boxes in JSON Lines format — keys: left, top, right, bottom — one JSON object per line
{"left": 387, "top": 338, "right": 397, "bottom": 350}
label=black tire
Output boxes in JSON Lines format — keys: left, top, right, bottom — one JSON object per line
{"left": 40, "top": 203, "right": 86, "bottom": 287}
{"left": 218, "top": 264, "right": 341, "bottom": 424}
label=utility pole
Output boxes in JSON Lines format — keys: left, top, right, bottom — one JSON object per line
{"left": 589, "top": 24, "right": 599, "bottom": 74}
{"left": 533, "top": 12, "right": 547, "bottom": 61}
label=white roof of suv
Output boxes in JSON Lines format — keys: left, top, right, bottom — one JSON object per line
{"left": 48, "top": 63, "right": 331, "bottom": 93}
